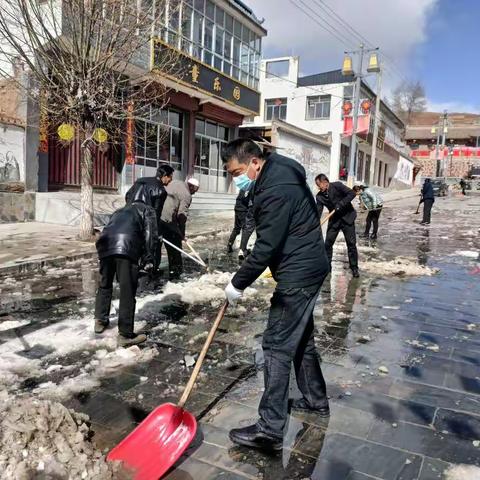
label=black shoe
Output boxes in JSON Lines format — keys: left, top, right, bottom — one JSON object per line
{"left": 351, "top": 268, "right": 360, "bottom": 278}
{"left": 290, "top": 398, "right": 330, "bottom": 417}
{"left": 227, "top": 244, "right": 233, "bottom": 253}
{"left": 94, "top": 319, "right": 109, "bottom": 334}
{"left": 229, "top": 423, "right": 283, "bottom": 451}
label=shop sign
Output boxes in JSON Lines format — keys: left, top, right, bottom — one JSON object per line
{"left": 152, "top": 39, "right": 260, "bottom": 115}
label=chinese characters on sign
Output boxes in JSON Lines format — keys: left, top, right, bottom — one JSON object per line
{"left": 190, "top": 64, "right": 200, "bottom": 84}
{"left": 213, "top": 77, "right": 222, "bottom": 92}
{"left": 233, "top": 86, "right": 241, "bottom": 101}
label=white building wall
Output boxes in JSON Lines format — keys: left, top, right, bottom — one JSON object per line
{"left": 253, "top": 57, "right": 350, "bottom": 181}
{"left": 272, "top": 128, "right": 330, "bottom": 190}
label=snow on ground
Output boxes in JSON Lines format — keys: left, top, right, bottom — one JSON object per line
{"left": 0, "top": 391, "right": 127, "bottom": 479}
{"left": 453, "top": 250, "right": 479, "bottom": 259}
{"left": 361, "top": 257, "right": 439, "bottom": 276}
{"left": 130, "top": 271, "right": 260, "bottom": 315}
{"left": 444, "top": 464, "right": 480, "bottom": 480}
{"left": 0, "top": 308, "right": 154, "bottom": 397}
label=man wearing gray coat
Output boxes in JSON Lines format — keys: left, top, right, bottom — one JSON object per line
{"left": 160, "top": 177, "right": 200, "bottom": 279}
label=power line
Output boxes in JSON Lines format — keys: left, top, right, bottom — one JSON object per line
{"left": 304, "top": 0, "right": 409, "bottom": 85}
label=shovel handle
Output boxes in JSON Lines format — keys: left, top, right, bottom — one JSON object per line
{"left": 320, "top": 209, "right": 336, "bottom": 226}
{"left": 185, "top": 240, "right": 207, "bottom": 268}
{"left": 178, "top": 301, "right": 229, "bottom": 408}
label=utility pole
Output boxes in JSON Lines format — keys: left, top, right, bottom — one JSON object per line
{"left": 369, "top": 68, "right": 383, "bottom": 186}
{"left": 347, "top": 44, "right": 365, "bottom": 188}
{"left": 434, "top": 110, "right": 448, "bottom": 177}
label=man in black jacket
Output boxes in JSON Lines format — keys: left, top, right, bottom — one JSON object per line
{"left": 420, "top": 178, "right": 435, "bottom": 225}
{"left": 125, "top": 164, "right": 174, "bottom": 271}
{"left": 222, "top": 139, "right": 330, "bottom": 451}
{"left": 315, "top": 174, "right": 359, "bottom": 277}
{"left": 94, "top": 201, "right": 158, "bottom": 347}
{"left": 227, "top": 189, "right": 255, "bottom": 259}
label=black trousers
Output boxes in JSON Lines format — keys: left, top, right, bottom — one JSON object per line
{"left": 240, "top": 208, "right": 255, "bottom": 251}
{"left": 325, "top": 221, "right": 358, "bottom": 269}
{"left": 164, "top": 230, "right": 183, "bottom": 279}
{"left": 228, "top": 209, "right": 247, "bottom": 246}
{"left": 258, "top": 281, "right": 328, "bottom": 438}
{"left": 365, "top": 208, "right": 382, "bottom": 236}
{"left": 422, "top": 199, "right": 434, "bottom": 224}
{"left": 94, "top": 256, "right": 139, "bottom": 338}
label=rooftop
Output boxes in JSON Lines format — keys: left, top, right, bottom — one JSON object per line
{"left": 405, "top": 112, "right": 480, "bottom": 140}
{"left": 229, "top": 0, "right": 266, "bottom": 30}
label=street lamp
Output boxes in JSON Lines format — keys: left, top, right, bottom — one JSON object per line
{"left": 341, "top": 46, "right": 381, "bottom": 187}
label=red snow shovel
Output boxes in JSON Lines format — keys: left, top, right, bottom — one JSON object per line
{"left": 107, "top": 301, "right": 229, "bottom": 479}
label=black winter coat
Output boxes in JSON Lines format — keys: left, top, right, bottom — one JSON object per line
{"left": 421, "top": 181, "right": 435, "bottom": 201}
{"left": 96, "top": 202, "right": 158, "bottom": 263}
{"left": 231, "top": 153, "right": 329, "bottom": 290}
{"left": 125, "top": 177, "right": 167, "bottom": 224}
{"left": 316, "top": 181, "right": 357, "bottom": 226}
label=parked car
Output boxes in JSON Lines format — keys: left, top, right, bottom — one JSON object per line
{"left": 431, "top": 178, "right": 449, "bottom": 196}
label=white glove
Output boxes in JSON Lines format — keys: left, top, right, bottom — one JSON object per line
{"left": 225, "top": 281, "right": 243, "bottom": 306}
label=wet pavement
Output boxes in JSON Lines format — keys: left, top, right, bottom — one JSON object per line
{"left": 1, "top": 193, "right": 480, "bottom": 479}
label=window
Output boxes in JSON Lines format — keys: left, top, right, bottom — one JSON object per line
{"left": 306, "top": 95, "right": 331, "bottom": 120}
{"left": 135, "top": 107, "right": 183, "bottom": 171}
{"left": 266, "top": 60, "right": 289, "bottom": 78}
{"left": 265, "top": 98, "right": 287, "bottom": 121}
{"left": 194, "top": 118, "right": 230, "bottom": 192}
{"left": 168, "top": 0, "right": 261, "bottom": 88}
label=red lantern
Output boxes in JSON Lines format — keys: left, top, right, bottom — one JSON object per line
{"left": 361, "top": 99, "right": 372, "bottom": 114}
{"left": 342, "top": 101, "right": 353, "bottom": 116}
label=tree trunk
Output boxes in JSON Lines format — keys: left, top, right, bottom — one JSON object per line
{"left": 79, "top": 139, "right": 94, "bottom": 241}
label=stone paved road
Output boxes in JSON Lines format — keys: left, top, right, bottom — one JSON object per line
{"left": 0, "top": 192, "right": 479, "bottom": 479}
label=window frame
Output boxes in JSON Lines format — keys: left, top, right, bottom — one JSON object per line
{"left": 265, "top": 98, "right": 288, "bottom": 121}
{"left": 305, "top": 95, "right": 331, "bottom": 120}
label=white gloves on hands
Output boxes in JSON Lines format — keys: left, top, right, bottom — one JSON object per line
{"left": 225, "top": 281, "right": 244, "bottom": 306}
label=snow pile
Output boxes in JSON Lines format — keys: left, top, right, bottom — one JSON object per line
{"left": 361, "top": 257, "right": 439, "bottom": 276}
{"left": 0, "top": 319, "right": 30, "bottom": 332}
{"left": 453, "top": 250, "right": 479, "bottom": 259}
{"left": 444, "top": 464, "right": 480, "bottom": 480}
{"left": 0, "top": 392, "right": 127, "bottom": 479}
{"left": 135, "top": 271, "right": 258, "bottom": 311}
{"left": 34, "top": 346, "right": 158, "bottom": 401}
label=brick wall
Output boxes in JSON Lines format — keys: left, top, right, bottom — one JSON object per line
{"left": 415, "top": 157, "right": 474, "bottom": 178}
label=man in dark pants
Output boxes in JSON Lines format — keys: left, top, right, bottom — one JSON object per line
{"left": 94, "top": 201, "right": 158, "bottom": 347}
{"left": 316, "top": 174, "right": 359, "bottom": 277}
{"left": 353, "top": 184, "right": 383, "bottom": 239}
{"left": 227, "top": 189, "right": 255, "bottom": 259}
{"left": 160, "top": 178, "right": 199, "bottom": 279}
{"left": 420, "top": 178, "right": 435, "bottom": 225}
{"left": 125, "top": 164, "right": 174, "bottom": 271}
{"left": 222, "top": 139, "right": 330, "bottom": 451}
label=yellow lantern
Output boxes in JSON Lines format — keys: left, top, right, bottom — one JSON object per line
{"left": 57, "top": 123, "right": 75, "bottom": 142}
{"left": 342, "top": 55, "right": 354, "bottom": 76}
{"left": 93, "top": 128, "right": 108, "bottom": 143}
{"left": 367, "top": 52, "right": 380, "bottom": 73}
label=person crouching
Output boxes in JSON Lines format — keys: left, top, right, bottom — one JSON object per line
{"left": 94, "top": 201, "right": 158, "bottom": 347}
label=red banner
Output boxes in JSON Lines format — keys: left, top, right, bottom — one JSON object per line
{"left": 343, "top": 114, "right": 370, "bottom": 136}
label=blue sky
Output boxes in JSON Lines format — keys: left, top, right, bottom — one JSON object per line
{"left": 248, "top": 0, "right": 478, "bottom": 113}
{"left": 412, "top": 0, "right": 480, "bottom": 112}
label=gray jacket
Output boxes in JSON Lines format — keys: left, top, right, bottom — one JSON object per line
{"left": 161, "top": 180, "right": 192, "bottom": 237}
{"left": 359, "top": 188, "right": 383, "bottom": 210}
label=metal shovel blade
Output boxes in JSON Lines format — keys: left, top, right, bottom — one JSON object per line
{"left": 107, "top": 403, "right": 197, "bottom": 480}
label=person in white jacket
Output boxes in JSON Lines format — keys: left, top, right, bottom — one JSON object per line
{"left": 353, "top": 184, "right": 383, "bottom": 240}
{"left": 160, "top": 177, "right": 199, "bottom": 279}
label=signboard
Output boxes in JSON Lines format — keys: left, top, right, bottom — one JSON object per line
{"left": 152, "top": 39, "right": 260, "bottom": 115}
